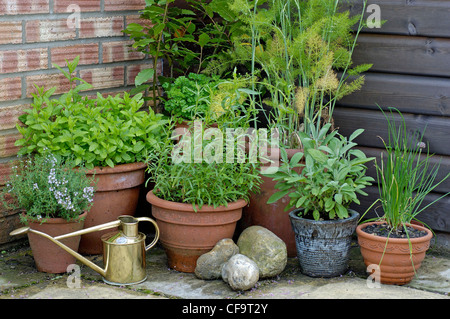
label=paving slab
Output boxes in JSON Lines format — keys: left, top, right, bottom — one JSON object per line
{"left": 0, "top": 241, "right": 449, "bottom": 301}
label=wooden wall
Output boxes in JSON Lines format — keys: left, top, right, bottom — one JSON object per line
{"left": 334, "top": 0, "right": 450, "bottom": 238}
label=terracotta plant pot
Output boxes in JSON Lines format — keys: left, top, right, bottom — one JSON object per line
{"left": 79, "top": 162, "right": 147, "bottom": 254}
{"left": 241, "top": 148, "right": 302, "bottom": 257}
{"left": 356, "top": 221, "right": 433, "bottom": 285}
{"left": 26, "top": 211, "right": 87, "bottom": 273}
{"left": 146, "top": 190, "right": 246, "bottom": 273}
{"left": 289, "top": 208, "right": 360, "bottom": 277}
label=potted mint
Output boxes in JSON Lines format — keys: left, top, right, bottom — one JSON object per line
{"left": 1, "top": 154, "right": 95, "bottom": 273}
{"left": 14, "top": 56, "right": 168, "bottom": 254}
{"left": 264, "top": 123, "right": 374, "bottom": 277}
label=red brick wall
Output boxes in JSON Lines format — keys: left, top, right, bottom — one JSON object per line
{"left": 0, "top": 0, "right": 153, "bottom": 245}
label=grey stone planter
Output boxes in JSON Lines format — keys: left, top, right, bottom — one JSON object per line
{"left": 289, "top": 208, "right": 359, "bottom": 278}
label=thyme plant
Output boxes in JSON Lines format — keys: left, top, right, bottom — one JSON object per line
{"left": 1, "top": 154, "right": 96, "bottom": 223}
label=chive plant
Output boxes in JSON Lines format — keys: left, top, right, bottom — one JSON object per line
{"left": 374, "top": 107, "right": 450, "bottom": 234}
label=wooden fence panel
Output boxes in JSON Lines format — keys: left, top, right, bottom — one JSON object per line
{"left": 338, "top": 73, "right": 450, "bottom": 116}
{"left": 346, "top": 0, "right": 450, "bottom": 38}
{"left": 352, "top": 34, "right": 450, "bottom": 77}
{"left": 352, "top": 186, "right": 450, "bottom": 233}
{"left": 336, "top": 1, "right": 450, "bottom": 236}
{"left": 333, "top": 107, "right": 450, "bottom": 156}
{"left": 358, "top": 146, "right": 450, "bottom": 194}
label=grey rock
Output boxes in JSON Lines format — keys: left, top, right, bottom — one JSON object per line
{"left": 221, "top": 254, "right": 259, "bottom": 291}
{"left": 237, "top": 225, "right": 287, "bottom": 278}
{"left": 195, "top": 238, "right": 239, "bottom": 280}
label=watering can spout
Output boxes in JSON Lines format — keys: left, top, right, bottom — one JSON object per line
{"left": 9, "top": 215, "right": 159, "bottom": 285}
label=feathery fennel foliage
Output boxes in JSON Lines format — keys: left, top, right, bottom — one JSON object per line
{"left": 205, "top": 0, "right": 371, "bottom": 146}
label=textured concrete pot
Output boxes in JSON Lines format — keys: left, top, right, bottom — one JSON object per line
{"left": 26, "top": 211, "right": 87, "bottom": 273}
{"left": 356, "top": 221, "right": 433, "bottom": 285}
{"left": 79, "top": 162, "right": 146, "bottom": 254}
{"left": 242, "top": 148, "right": 302, "bottom": 257}
{"left": 289, "top": 208, "right": 359, "bottom": 277}
{"left": 146, "top": 190, "right": 246, "bottom": 273}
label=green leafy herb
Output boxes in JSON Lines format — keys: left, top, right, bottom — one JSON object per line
{"left": 264, "top": 123, "right": 374, "bottom": 221}
{"left": 15, "top": 57, "right": 168, "bottom": 169}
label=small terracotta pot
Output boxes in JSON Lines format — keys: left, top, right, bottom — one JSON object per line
{"left": 26, "top": 211, "right": 87, "bottom": 273}
{"left": 241, "top": 148, "right": 302, "bottom": 257}
{"left": 146, "top": 190, "right": 246, "bottom": 273}
{"left": 79, "top": 162, "right": 147, "bottom": 254}
{"left": 356, "top": 221, "right": 433, "bottom": 285}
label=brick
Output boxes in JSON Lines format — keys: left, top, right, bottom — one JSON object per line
{"left": 126, "top": 14, "right": 152, "bottom": 28}
{"left": 0, "top": 131, "right": 21, "bottom": 158}
{"left": 104, "top": 0, "right": 146, "bottom": 11}
{"left": 0, "top": 0, "right": 49, "bottom": 15}
{"left": 0, "top": 48, "right": 48, "bottom": 74}
{"left": 0, "top": 77, "right": 22, "bottom": 102}
{"left": 0, "top": 104, "right": 28, "bottom": 130}
{"left": 53, "top": 0, "right": 100, "bottom": 13}
{"left": 79, "top": 17, "right": 124, "bottom": 38}
{"left": 126, "top": 63, "right": 153, "bottom": 86}
{"left": 0, "top": 162, "right": 12, "bottom": 186}
{"left": 102, "top": 40, "right": 145, "bottom": 63}
{"left": 26, "top": 19, "right": 76, "bottom": 43}
{"left": 79, "top": 66, "right": 125, "bottom": 90}
{"left": 26, "top": 73, "right": 71, "bottom": 97}
{"left": 126, "top": 62, "right": 162, "bottom": 85}
{"left": 0, "top": 21, "right": 22, "bottom": 45}
{"left": 0, "top": 209, "right": 22, "bottom": 244}
{"left": 51, "top": 43, "right": 99, "bottom": 67}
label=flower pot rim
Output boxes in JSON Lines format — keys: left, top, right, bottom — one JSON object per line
{"left": 356, "top": 221, "right": 433, "bottom": 243}
{"left": 22, "top": 211, "right": 88, "bottom": 225}
{"left": 85, "top": 162, "right": 147, "bottom": 175}
{"left": 289, "top": 208, "right": 359, "bottom": 224}
{"left": 146, "top": 190, "right": 247, "bottom": 213}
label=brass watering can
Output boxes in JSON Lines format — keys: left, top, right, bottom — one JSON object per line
{"left": 10, "top": 215, "right": 159, "bottom": 286}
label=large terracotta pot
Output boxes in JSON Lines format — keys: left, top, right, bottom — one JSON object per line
{"left": 79, "top": 162, "right": 147, "bottom": 254}
{"left": 146, "top": 190, "right": 246, "bottom": 273}
{"left": 26, "top": 211, "right": 87, "bottom": 273}
{"left": 241, "top": 148, "right": 303, "bottom": 257}
{"left": 356, "top": 221, "right": 433, "bottom": 285}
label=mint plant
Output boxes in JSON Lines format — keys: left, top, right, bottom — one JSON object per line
{"left": 265, "top": 123, "right": 375, "bottom": 221}
{"left": 15, "top": 57, "right": 168, "bottom": 169}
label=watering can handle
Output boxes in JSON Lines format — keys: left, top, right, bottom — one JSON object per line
{"left": 136, "top": 217, "right": 160, "bottom": 251}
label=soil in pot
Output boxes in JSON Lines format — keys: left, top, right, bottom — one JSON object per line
{"left": 356, "top": 221, "right": 433, "bottom": 285}
{"left": 361, "top": 223, "right": 428, "bottom": 239}
{"left": 27, "top": 211, "right": 87, "bottom": 273}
